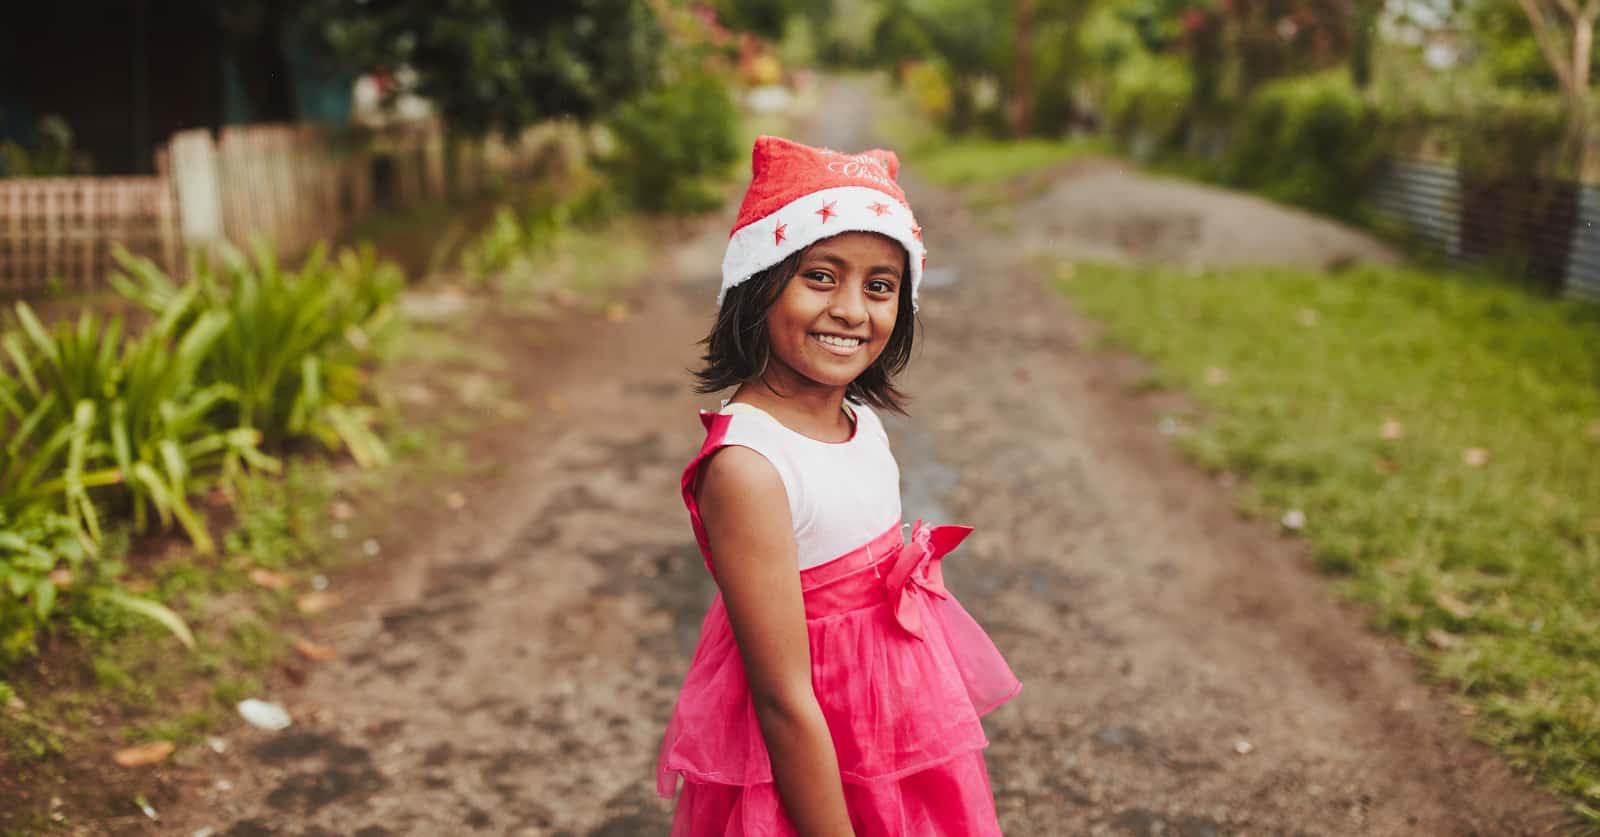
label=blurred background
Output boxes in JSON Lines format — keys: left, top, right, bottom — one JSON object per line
{"left": 1, "top": 1, "right": 1597, "bottom": 834}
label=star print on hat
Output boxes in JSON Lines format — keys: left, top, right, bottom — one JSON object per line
{"left": 721, "top": 136, "right": 927, "bottom": 310}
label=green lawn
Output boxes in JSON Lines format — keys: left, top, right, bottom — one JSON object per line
{"left": 1058, "top": 261, "right": 1600, "bottom": 821}
{"left": 905, "top": 136, "right": 1109, "bottom": 187}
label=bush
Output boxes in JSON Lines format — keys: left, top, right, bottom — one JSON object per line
{"left": 1223, "top": 71, "right": 1381, "bottom": 220}
{"left": 603, "top": 71, "right": 739, "bottom": 213}
{"left": 1104, "top": 52, "right": 1195, "bottom": 159}
{"left": 112, "top": 242, "right": 402, "bottom": 469}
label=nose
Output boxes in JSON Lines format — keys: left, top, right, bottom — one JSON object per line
{"left": 827, "top": 286, "right": 868, "bottom": 326}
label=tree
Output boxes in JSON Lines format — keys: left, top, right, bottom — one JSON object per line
{"left": 1510, "top": 0, "right": 1600, "bottom": 162}
{"left": 309, "top": 0, "right": 667, "bottom": 135}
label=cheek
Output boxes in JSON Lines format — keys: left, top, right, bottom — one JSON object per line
{"left": 871, "top": 303, "right": 900, "bottom": 341}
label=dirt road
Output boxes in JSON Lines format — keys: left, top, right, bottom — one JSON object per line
{"left": 153, "top": 77, "right": 1569, "bottom": 836}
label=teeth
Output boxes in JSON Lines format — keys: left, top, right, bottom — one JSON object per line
{"left": 814, "top": 334, "right": 863, "bottom": 348}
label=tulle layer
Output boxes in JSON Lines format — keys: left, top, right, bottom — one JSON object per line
{"left": 657, "top": 523, "right": 1021, "bottom": 796}
{"left": 670, "top": 750, "right": 1004, "bottom": 837}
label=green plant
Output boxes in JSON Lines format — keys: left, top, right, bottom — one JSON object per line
{"left": 602, "top": 70, "right": 739, "bottom": 213}
{"left": 1, "top": 300, "right": 262, "bottom": 550}
{"left": 1223, "top": 71, "right": 1381, "bottom": 220}
{"left": 1104, "top": 51, "right": 1195, "bottom": 158}
{"left": 1061, "top": 260, "right": 1600, "bottom": 814}
{"left": 112, "top": 242, "right": 402, "bottom": 468}
{"left": 0, "top": 505, "right": 191, "bottom": 666}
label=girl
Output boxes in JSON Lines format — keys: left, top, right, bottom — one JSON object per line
{"left": 657, "top": 136, "right": 1021, "bottom": 836}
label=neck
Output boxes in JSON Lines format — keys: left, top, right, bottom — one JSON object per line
{"left": 731, "top": 363, "right": 851, "bottom": 433}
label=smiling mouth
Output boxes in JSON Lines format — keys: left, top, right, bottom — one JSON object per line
{"left": 810, "top": 332, "right": 867, "bottom": 354}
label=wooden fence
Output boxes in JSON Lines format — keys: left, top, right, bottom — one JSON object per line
{"left": 1, "top": 119, "right": 576, "bottom": 293}
{"left": 0, "top": 177, "right": 178, "bottom": 292}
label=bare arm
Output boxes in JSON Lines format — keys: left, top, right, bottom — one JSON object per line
{"left": 697, "top": 447, "right": 855, "bottom": 837}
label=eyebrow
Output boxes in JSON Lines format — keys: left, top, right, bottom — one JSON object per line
{"left": 807, "top": 252, "right": 903, "bottom": 279}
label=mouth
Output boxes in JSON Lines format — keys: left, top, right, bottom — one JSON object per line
{"left": 809, "top": 332, "right": 868, "bottom": 356}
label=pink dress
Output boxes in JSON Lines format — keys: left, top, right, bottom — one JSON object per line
{"left": 657, "top": 407, "right": 1022, "bottom": 835}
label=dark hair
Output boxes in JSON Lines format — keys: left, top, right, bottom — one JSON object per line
{"left": 693, "top": 247, "right": 917, "bottom": 413}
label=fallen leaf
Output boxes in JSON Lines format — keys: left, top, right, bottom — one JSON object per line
{"left": 296, "top": 591, "right": 340, "bottom": 615}
{"left": 1426, "top": 627, "right": 1462, "bottom": 649}
{"left": 1586, "top": 419, "right": 1600, "bottom": 440}
{"left": 48, "top": 569, "right": 73, "bottom": 588}
{"left": 550, "top": 287, "right": 578, "bottom": 308}
{"left": 248, "top": 569, "right": 293, "bottom": 591}
{"left": 1296, "top": 308, "right": 1319, "bottom": 327}
{"left": 294, "top": 638, "right": 339, "bottom": 662}
{"left": 1373, "top": 457, "right": 1395, "bottom": 474}
{"left": 113, "top": 741, "right": 175, "bottom": 768}
{"left": 330, "top": 500, "right": 355, "bottom": 521}
{"left": 1380, "top": 419, "right": 1404, "bottom": 440}
{"left": 1461, "top": 447, "right": 1490, "bottom": 467}
{"left": 605, "top": 301, "right": 629, "bottom": 323}
{"left": 1232, "top": 739, "right": 1254, "bottom": 755}
{"left": 1281, "top": 509, "right": 1306, "bottom": 531}
{"left": 1435, "top": 593, "right": 1474, "bottom": 620}
{"left": 1203, "top": 367, "right": 1229, "bottom": 386}
{"left": 545, "top": 395, "right": 568, "bottom": 413}
{"left": 7, "top": 695, "right": 27, "bottom": 713}
{"left": 445, "top": 491, "right": 467, "bottom": 510}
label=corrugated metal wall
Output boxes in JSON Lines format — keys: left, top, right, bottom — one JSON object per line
{"left": 1372, "top": 156, "right": 1600, "bottom": 301}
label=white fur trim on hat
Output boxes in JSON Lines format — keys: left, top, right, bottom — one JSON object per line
{"left": 720, "top": 186, "right": 926, "bottom": 311}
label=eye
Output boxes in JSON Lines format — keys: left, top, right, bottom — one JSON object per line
{"left": 866, "top": 278, "right": 896, "bottom": 295}
{"left": 803, "top": 269, "right": 835, "bottom": 284}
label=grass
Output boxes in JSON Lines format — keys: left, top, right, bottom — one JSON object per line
{"left": 1056, "top": 260, "right": 1600, "bottom": 822}
{"left": 904, "top": 135, "right": 1111, "bottom": 187}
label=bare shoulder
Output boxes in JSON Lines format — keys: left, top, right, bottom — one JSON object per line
{"left": 697, "top": 446, "right": 790, "bottom": 527}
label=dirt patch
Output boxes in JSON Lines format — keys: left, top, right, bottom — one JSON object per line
{"left": 46, "top": 75, "right": 1575, "bottom": 835}
{"left": 1007, "top": 162, "right": 1401, "bottom": 270}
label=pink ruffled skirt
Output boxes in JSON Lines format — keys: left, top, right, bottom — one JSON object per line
{"left": 657, "top": 522, "right": 1021, "bottom": 836}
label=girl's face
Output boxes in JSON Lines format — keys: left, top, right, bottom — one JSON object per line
{"left": 763, "top": 231, "right": 905, "bottom": 392}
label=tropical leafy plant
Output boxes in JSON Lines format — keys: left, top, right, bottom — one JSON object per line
{"left": 0, "top": 504, "right": 193, "bottom": 666}
{"left": 112, "top": 241, "right": 402, "bottom": 468}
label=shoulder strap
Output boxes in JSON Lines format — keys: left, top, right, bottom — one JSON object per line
{"left": 681, "top": 411, "right": 733, "bottom": 577}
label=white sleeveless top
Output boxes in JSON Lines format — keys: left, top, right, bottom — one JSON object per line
{"left": 717, "top": 401, "right": 903, "bottom": 570}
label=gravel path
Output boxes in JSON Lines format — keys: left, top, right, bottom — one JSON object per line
{"left": 146, "top": 76, "right": 1568, "bottom": 836}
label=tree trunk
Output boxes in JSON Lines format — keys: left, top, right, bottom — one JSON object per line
{"left": 1010, "top": 0, "right": 1035, "bottom": 137}
{"left": 1566, "top": 12, "right": 1594, "bottom": 175}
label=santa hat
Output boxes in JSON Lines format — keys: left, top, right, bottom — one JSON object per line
{"left": 721, "top": 136, "right": 926, "bottom": 310}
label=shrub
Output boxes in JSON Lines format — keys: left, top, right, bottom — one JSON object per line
{"left": 0, "top": 504, "right": 192, "bottom": 667}
{"left": 1, "top": 299, "right": 259, "bottom": 551}
{"left": 602, "top": 71, "right": 739, "bottom": 213}
{"left": 112, "top": 242, "right": 402, "bottom": 468}
{"left": 1223, "top": 71, "right": 1381, "bottom": 220}
{"left": 1104, "top": 52, "right": 1195, "bottom": 159}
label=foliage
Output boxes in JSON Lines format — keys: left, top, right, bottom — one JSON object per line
{"left": 602, "top": 70, "right": 740, "bottom": 213}
{"left": 0, "top": 115, "right": 83, "bottom": 178}
{"left": 1104, "top": 51, "right": 1196, "bottom": 157}
{"left": 0, "top": 239, "right": 403, "bottom": 673}
{"left": 462, "top": 181, "right": 618, "bottom": 282}
{"left": 0, "top": 505, "right": 193, "bottom": 667}
{"left": 1061, "top": 259, "right": 1600, "bottom": 814}
{"left": 908, "top": 135, "right": 1109, "bottom": 187}
{"left": 1222, "top": 71, "right": 1381, "bottom": 219}
{"left": 111, "top": 243, "right": 403, "bottom": 468}
{"left": 309, "top": 0, "right": 667, "bottom": 135}
{"left": 1454, "top": 90, "right": 1574, "bottom": 179}
{"left": 1, "top": 299, "right": 257, "bottom": 551}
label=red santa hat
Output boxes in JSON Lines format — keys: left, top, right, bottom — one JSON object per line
{"left": 721, "top": 135, "right": 926, "bottom": 310}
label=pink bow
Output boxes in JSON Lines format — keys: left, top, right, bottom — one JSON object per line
{"left": 884, "top": 520, "right": 974, "bottom": 639}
